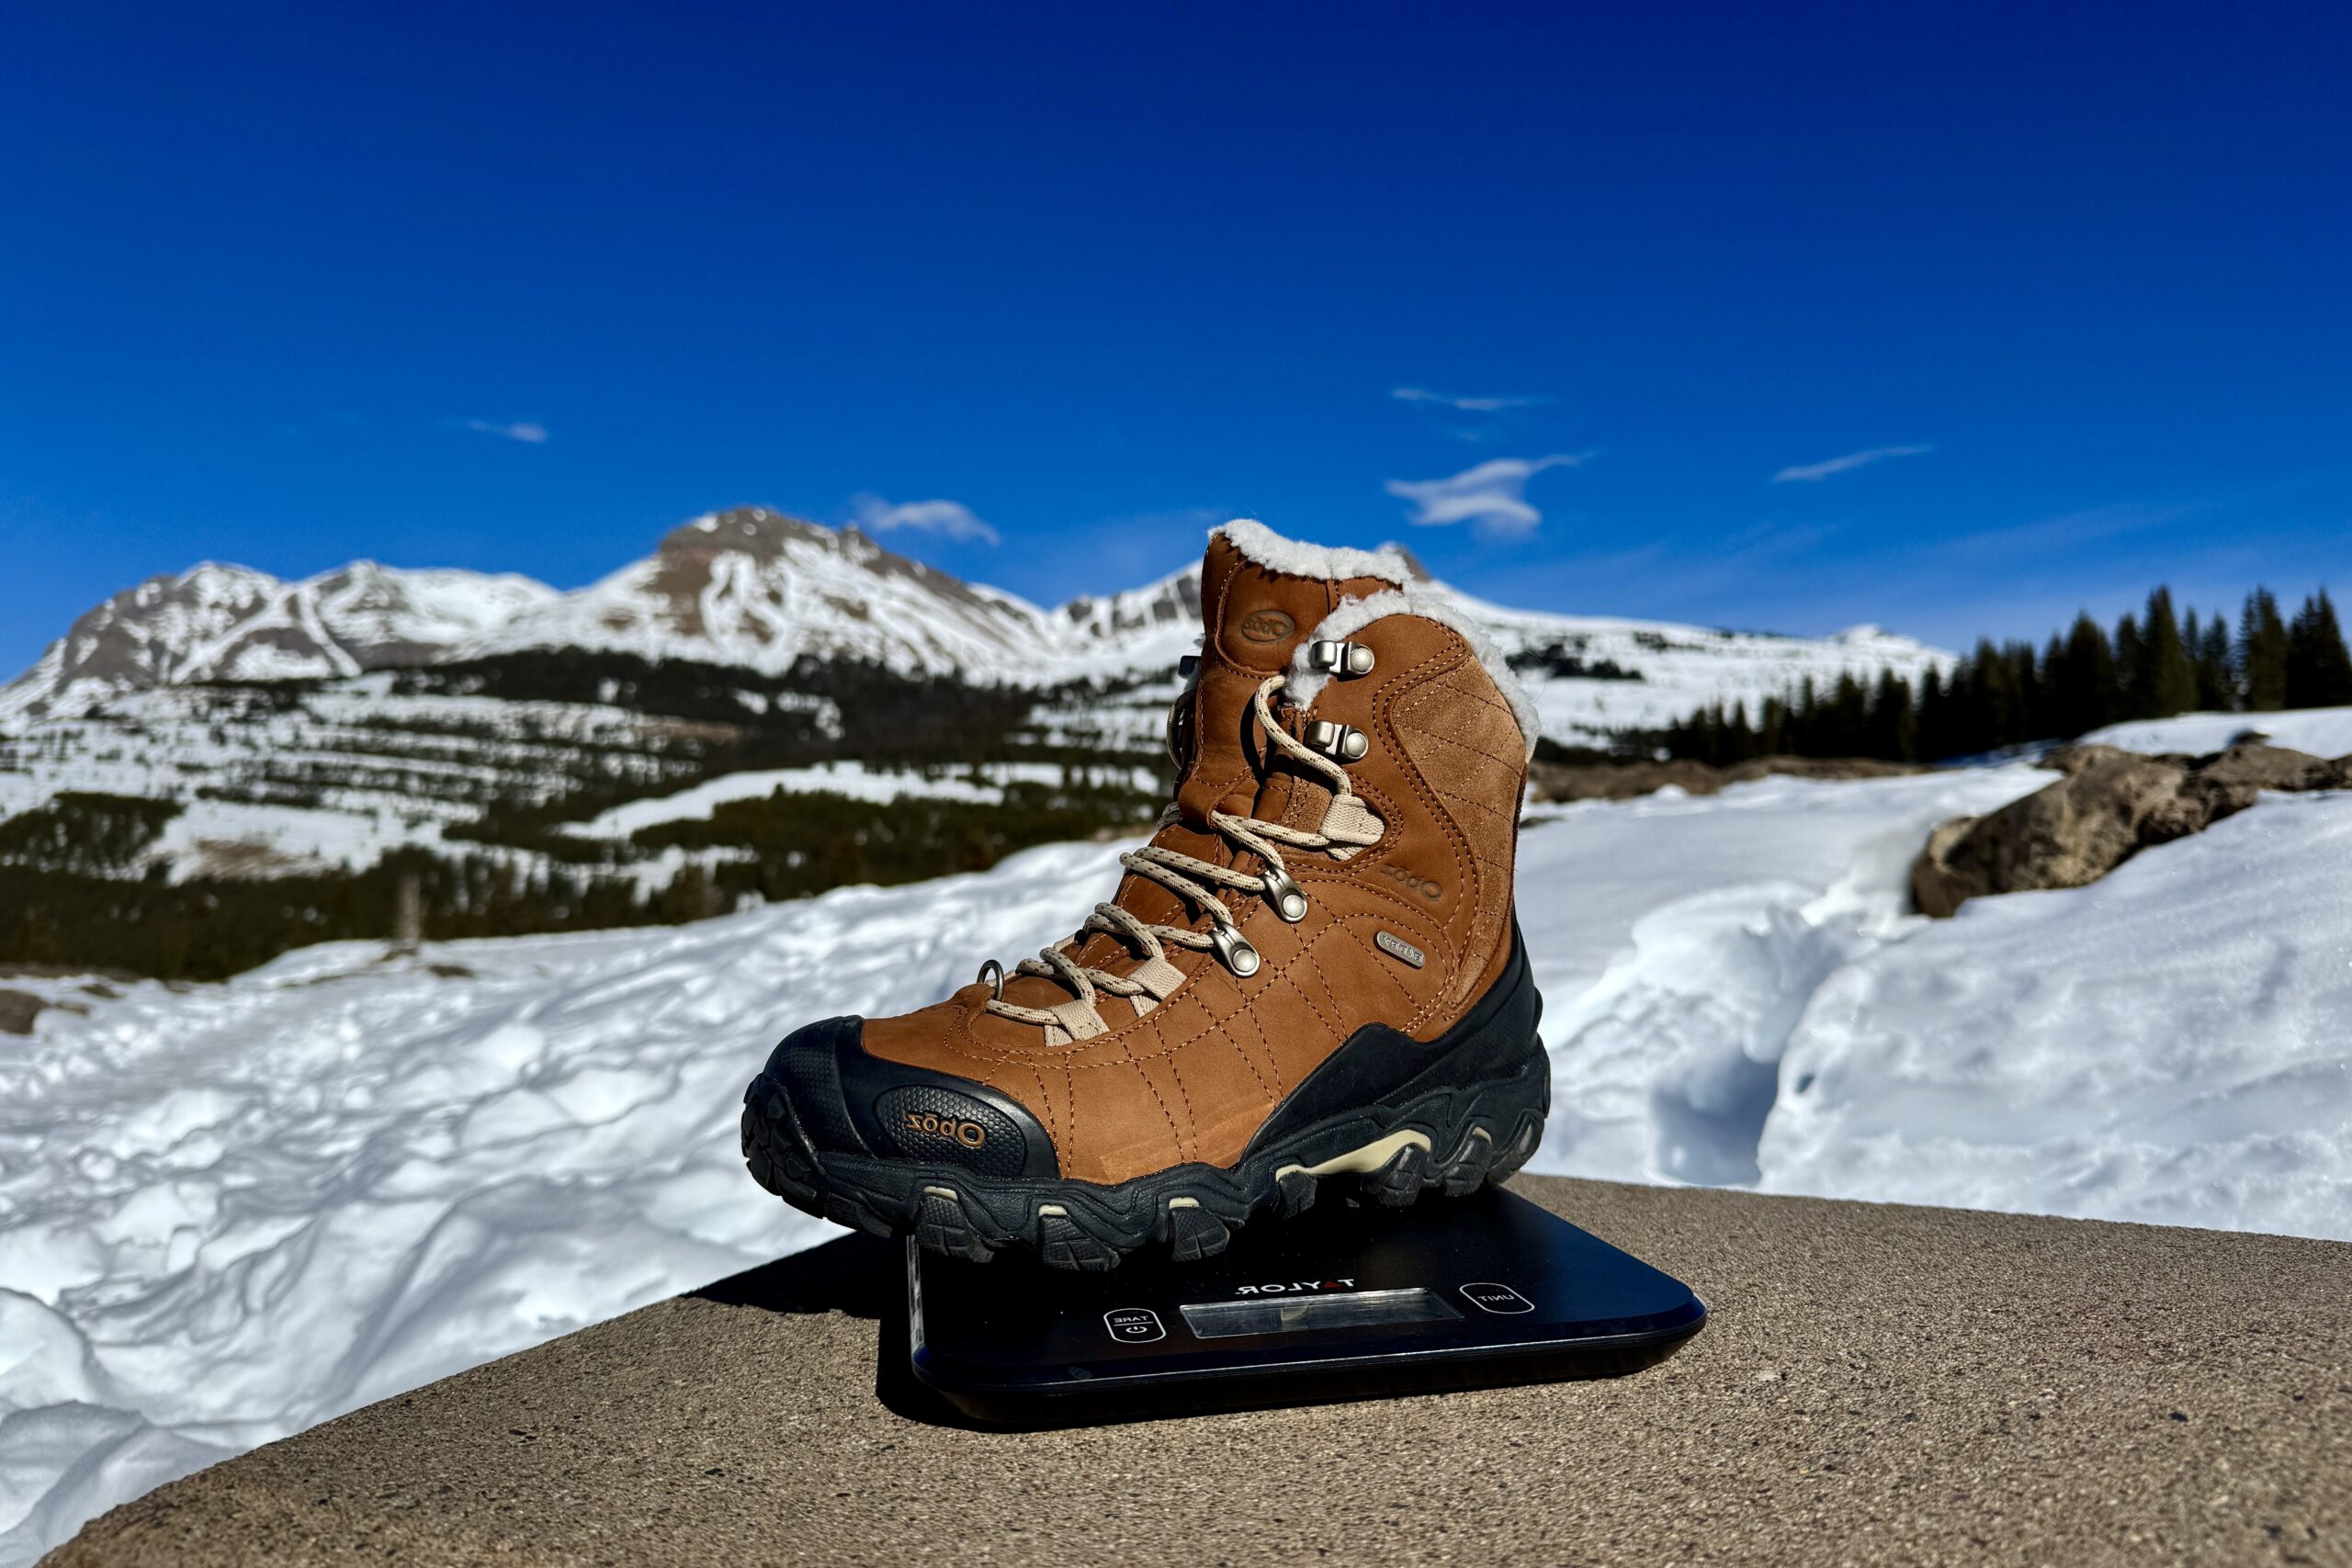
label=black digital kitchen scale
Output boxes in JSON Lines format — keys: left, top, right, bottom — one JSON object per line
{"left": 907, "top": 1186, "right": 1704, "bottom": 1425}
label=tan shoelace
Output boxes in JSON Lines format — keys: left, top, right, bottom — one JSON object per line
{"left": 979, "top": 674, "right": 1385, "bottom": 1043}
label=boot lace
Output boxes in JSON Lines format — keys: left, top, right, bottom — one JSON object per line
{"left": 979, "top": 674, "right": 1384, "bottom": 1037}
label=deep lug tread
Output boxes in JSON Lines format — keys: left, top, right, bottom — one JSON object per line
{"left": 1363, "top": 1141, "right": 1433, "bottom": 1208}
{"left": 1165, "top": 1201, "right": 1231, "bottom": 1262}
{"left": 914, "top": 1190, "right": 995, "bottom": 1262}
{"left": 1036, "top": 1211, "right": 1120, "bottom": 1272}
{"left": 1488, "top": 1115, "right": 1543, "bottom": 1184}
{"left": 1437, "top": 1126, "right": 1497, "bottom": 1196}
{"left": 1274, "top": 1168, "right": 1320, "bottom": 1218}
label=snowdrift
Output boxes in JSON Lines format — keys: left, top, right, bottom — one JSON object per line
{"left": 6, "top": 765, "right": 2351, "bottom": 1562}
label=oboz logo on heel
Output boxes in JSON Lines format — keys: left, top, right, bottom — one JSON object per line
{"left": 1232, "top": 1278, "right": 1358, "bottom": 1296}
{"left": 1238, "top": 609, "right": 1296, "bottom": 644}
{"left": 903, "top": 1111, "right": 987, "bottom": 1148}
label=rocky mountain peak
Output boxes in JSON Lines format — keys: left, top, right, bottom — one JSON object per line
{"left": 0, "top": 560, "right": 555, "bottom": 728}
{"left": 658, "top": 506, "right": 839, "bottom": 565}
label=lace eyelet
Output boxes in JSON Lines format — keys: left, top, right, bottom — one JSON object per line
{"left": 1306, "top": 639, "right": 1374, "bottom": 677}
{"left": 977, "top": 959, "right": 1005, "bottom": 1000}
{"left": 1261, "top": 866, "right": 1308, "bottom": 923}
{"left": 1210, "top": 926, "right": 1261, "bottom": 977}
{"left": 1305, "top": 720, "right": 1369, "bottom": 762}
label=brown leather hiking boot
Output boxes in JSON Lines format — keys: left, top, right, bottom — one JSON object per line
{"left": 742, "top": 519, "right": 1547, "bottom": 1269}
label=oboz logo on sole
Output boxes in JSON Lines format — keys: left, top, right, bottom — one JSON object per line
{"left": 1233, "top": 1278, "right": 1358, "bottom": 1295}
{"left": 902, "top": 1111, "right": 987, "bottom": 1148}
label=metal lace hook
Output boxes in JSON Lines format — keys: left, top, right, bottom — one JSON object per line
{"left": 976, "top": 959, "right": 1006, "bottom": 1000}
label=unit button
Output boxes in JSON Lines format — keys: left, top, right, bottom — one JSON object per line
{"left": 1103, "top": 1308, "right": 1167, "bottom": 1343}
{"left": 1459, "top": 1281, "right": 1533, "bottom": 1314}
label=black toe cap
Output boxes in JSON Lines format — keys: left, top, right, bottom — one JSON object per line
{"left": 760, "top": 1015, "right": 1057, "bottom": 1179}
{"left": 763, "top": 1015, "right": 871, "bottom": 1156}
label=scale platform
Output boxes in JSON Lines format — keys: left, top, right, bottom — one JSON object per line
{"left": 908, "top": 1186, "right": 1704, "bottom": 1426}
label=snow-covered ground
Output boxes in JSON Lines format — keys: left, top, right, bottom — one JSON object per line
{"left": 1763, "top": 793, "right": 2352, "bottom": 1235}
{"left": 560, "top": 760, "right": 1161, "bottom": 839}
{"left": 0, "top": 680, "right": 709, "bottom": 881}
{"left": 7, "top": 763, "right": 2351, "bottom": 1561}
{"left": 2082, "top": 702, "right": 2352, "bottom": 760}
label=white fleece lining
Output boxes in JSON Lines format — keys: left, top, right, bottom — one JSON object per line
{"left": 1285, "top": 587, "right": 1542, "bottom": 761}
{"left": 1212, "top": 518, "right": 1411, "bottom": 587}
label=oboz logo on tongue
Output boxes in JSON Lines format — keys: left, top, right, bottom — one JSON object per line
{"left": 1237, "top": 608, "right": 1295, "bottom": 644}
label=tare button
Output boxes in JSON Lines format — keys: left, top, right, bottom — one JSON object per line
{"left": 1102, "top": 1308, "right": 1167, "bottom": 1343}
{"left": 1459, "top": 1281, "right": 1533, "bottom": 1314}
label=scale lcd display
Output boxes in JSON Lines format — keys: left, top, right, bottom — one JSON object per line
{"left": 1179, "top": 1287, "right": 1461, "bottom": 1340}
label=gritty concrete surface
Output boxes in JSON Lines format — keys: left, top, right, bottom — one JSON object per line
{"left": 47, "top": 1177, "right": 2352, "bottom": 1567}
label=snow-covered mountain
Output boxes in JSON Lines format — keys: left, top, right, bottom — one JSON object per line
{"left": 3, "top": 507, "right": 1955, "bottom": 739}
{"left": 465, "top": 507, "right": 1073, "bottom": 680}
{"left": 0, "top": 561, "right": 555, "bottom": 728}
{"left": 0, "top": 510, "right": 1958, "bottom": 910}
{"left": 1053, "top": 561, "right": 1205, "bottom": 677}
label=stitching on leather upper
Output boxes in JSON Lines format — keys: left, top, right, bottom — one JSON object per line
{"left": 1160, "top": 1046, "right": 1201, "bottom": 1161}
{"left": 1384, "top": 644, "right": 1477, "bottom": 962}
{"left": 1216, "top": 1016, "right": 1278, "bottom": 1106}
{"left": 1124, "top": 1055, "right": 1187, "bottom": 1155}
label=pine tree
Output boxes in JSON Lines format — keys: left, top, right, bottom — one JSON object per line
{"left": 1943, "top": 648, "right": 1995, "bottom": 759}
{"left": 2049, "top": 612, "right": 2118, "bottom": 739}
{"left": 2113, "top": 611, "right": 2148, "bottom": 721}
{"left": 2191, "top": 611, "right": 2235, "bottom": 712}
{"left": 1722, "top": 701, "right": 1760, "bottom": 764}
{"left": 1825, "top": 673, "right": 1870, "bottom": 757}
{"left": 1916, "top": 666, "right": 1951, "bottom": 761}
{"left": 2239, "top": 588, "right": 2290, "bottom": 711}
{"left": 2136, "top": 587, "right": 2199, "bottom": 717}
{"left": 2284, "top": 590, "right": 2352, "bottom": 709}
{"left": 1866, "top": 671, "right": 1917, "bottom": 761}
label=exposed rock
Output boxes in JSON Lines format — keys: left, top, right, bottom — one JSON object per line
{"left": 1529, "top": 753, "right": 1923, "bottom": 804}
{"left": 0, "top": 988, "right": 87, "bottom": 1033}
{"left": 1913, "top": 741, "right": 2352, "bottom": 917}
{"left": 0, "top": 989, "right": 46, "bottom": 1034}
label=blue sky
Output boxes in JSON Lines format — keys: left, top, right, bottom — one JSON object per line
{"left": 4, "top": 2, "right": 2346, "bottom": 672}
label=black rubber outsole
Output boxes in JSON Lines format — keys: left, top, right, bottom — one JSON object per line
{"left": 741, "top": 1043, "right": 1552, "bottom": 1270}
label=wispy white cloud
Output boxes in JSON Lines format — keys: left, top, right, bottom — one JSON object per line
{"left": 1384, "top": 453, "right": 1590, "bottom": 536}
{"left": 464, "top": 419, "right": 548, "bottom": 445}
{"left": 1391, "top": 386, "right": 1552, "bottom": 413}
{"left": 1771, "top": 444, "right": 1931, "bottom": 483}
{"left": 850, "top": 493, "right": 1001, "bottom": 546}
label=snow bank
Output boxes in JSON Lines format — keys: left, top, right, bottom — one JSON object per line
{"left": 1521, "top": 767, "right": 2051, "bottom": 1188}
{"left": 1764, "top": 794, "right": 2352, "bottom": 1235}
{"left": 8, "top": 765, "right": 2352, "bottom": 1560}
{"left": 2083, "top": 703, "right": 2352, "bottom": 759}
{"left": 0, "top": 840, "right": 1125, "bottom": 1564}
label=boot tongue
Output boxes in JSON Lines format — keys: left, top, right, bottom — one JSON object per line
{"left": 1122, "top": 532, "right": 1398, "bottom": 921}
{"left": 1174, "top": 533, "right": 1341, "bottom": 822}
{"left": 996, "top": 526, "right": 1398, "bottom": 1014}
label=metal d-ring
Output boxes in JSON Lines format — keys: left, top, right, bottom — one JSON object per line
{"left": 977, "top": 959, "right": 1006, "bottom": 1000}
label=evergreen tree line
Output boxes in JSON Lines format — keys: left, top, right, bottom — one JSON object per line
{"left": 0, "top": 776, "right": 1166, "bottom": 982}
{"left": 1657, "top": 586, "right": 2352, "bottom": 767}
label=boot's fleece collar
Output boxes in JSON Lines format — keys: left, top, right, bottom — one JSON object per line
{"left": 1211, "top": 518, "right": 1412, "bottom": 588}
